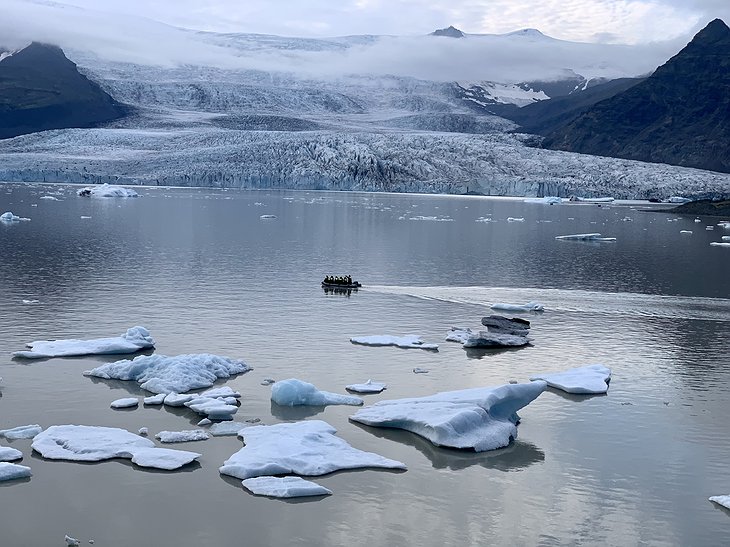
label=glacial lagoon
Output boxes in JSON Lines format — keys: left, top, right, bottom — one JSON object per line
{"left": 1, "top": 183, "right": 729, "bottom": 546}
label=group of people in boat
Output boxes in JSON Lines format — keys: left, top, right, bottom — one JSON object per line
{"left": 323, "top": 275, "right": 354, "bottom": 285}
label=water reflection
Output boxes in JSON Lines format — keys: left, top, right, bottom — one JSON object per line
{"left": 544, "top": 388, "right": 608, "bottom": 403}
{"left": 464, "top": 345, "right": 531, "bottom": 360}
{"left": 270, "top": 402, "right": 326, "bottom": 420}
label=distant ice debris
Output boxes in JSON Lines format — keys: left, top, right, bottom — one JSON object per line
{"left": 77, "top": 183, "right": 139, "bottom": 198}
{"left": 350, "top": 381, "right": 547, "bottom": 452}
{"left": 706, "top": 226, "right": 714, "bottom": 230}
{"left": 0, "top": 211, "right": 30, "bottom": 222}
{"left": 408, "top": 215, "right": 454, "bottom": 222}
{"left": 413, "top": 368, "right": 429, "bottom": 374}
{"left": 718, "top": 222, "right": 730, "bottom": 229}
{"left": 0, "top": 462, "right": 31, "bottom": 482}
{"left": 524, "top": 196, "right": 562, "bottom": 204}
{"left": 666, "top": 196, "right": 691, "bottom": 204}
{"left": 259, "top": 214, "right": 277, "bottom": 219}
{"left": 219, "top": 420, "right": 406, "bottom": 480}
{"left": 555, "top": 233, "right": 616, "bottom": 241}
{"left": 0, "top": 446, "right": 23, "bottom": 462}
{"left": 39, "top": 195, "right": 60, "bottom": 201}
{"left": 32, "top": 425, "right": 200, "bottom": 470}
{"left": 14, "top": 326, "right": 154, "bottom": 359}
{"left": 530, "top": 364, "right": 611, "bottom": 394}
{"left": 138, "top": 427, "right": 148, "bottom": 436}
{"left": 710, "top": 242, "right": 730, "bottom": 247}
{"left": 271, "top": 379, "right": 363, "bottom": 406}
{"left": 346, "top": 380, "right": 387, "bottom": 394}
{"left": 569, "top": 196, "right": 614, "bottom": 203}
{"left": 260, "top": 378, "right": 275, "bottom": 386}
{"left": 0, "top": 424, "right": 43, "bottom": 440}
{"left": 722, "top": 236, "right": 730, "bottom": 241}
{"left": 507, "top": 217, "right": 525, "bottom": 222}
{"left": 64, "top": 535, "right": 80, "bottom": 547}
{"left": 680, "top": 230, "right": 693, "bottom": 234}
{"left": 156, "top": 430, "right": 209, "bottom": 443}
{"left": 21, "top": 299, "right": 40, "bottom": 304}
{"left": 85, "top": 353, "right": 251, "bottom": 394}
{"left": 491, "top": 302, "right": 544, "bottom": 313}
{"left": 210, "top": 421, "right": 250, "bottom": 436}
{"left": 709, "top": 495, "right": 730, "bottom": 510}
{"left": 474, "top": 216, "right": 494, "bottom": 223}
{"left": 350, "top": 335, "right": 439, "bottom": 351}
{"left": 110, "top": 397, "right": 139, "bottom": 409}
{"left": 242, "top": 476, "right": 333, "bottom": 498}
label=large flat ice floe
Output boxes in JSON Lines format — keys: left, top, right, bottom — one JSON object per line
{"left": 271, "top": 379, "right": 363, "bottom": 406}
{"left": 346, "top": 380, "right": 387, "bottom": 394}
{"left": 14, "top": 326, "right": 154, "bottom": 359}
{"left": 709, "top": 495, "right": 730, "bottom": 510}
{"left": 350, "top": 381, "right": 547, "bottom": 452}
{"left": 219, "top": 420, "right": 406, "bottom": 480}
{"left": 491, "top": 302, "right": 544, "bottom": 313}
{"left": 446, "top": 327, "right": 531, "bottom": 348}
{"left": 0, "top": 462, "right": 32, "bottom": 482}
{"left": 555, "top": 233, "right": 616, "bottom": 242}
{"left": 530, "top": 364, "right": 612, "bottom": 394}
{"left": 32, "top": 425, "right": 201, "bottom": 470}
{"left": 350, "top": 335, "right": 439, "bottom": 351}
{"left": 242, "top": 476, "right": 332, "bottom": 498}
{"left": 77, "top": 183, "right": 139, "bottom": 198}
{"left": 85, "top": 353, "right": 251, "bottom": 394}
{"left": 0, "top": 424, "right": 43, "bottom": 440}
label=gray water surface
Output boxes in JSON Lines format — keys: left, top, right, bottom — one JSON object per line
{"left": 1, "top": 184, "right": 729, "bottom": 546}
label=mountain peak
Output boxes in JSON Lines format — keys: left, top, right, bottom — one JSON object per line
{"left": 430, "top": 26, "right": 464, "bottom": 38}
{"left": 507, "top": 28, "right": 546, "bottom": 38}
{"left": 687, "top": 18, "right": 730, "bottom": 47}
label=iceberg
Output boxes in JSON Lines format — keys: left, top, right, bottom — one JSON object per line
{"left": 710, "top": 242, "right": 730, "bottom": 247}
{"left": 184, "top": 396, "right": 239, "bottom": 419}
{"left": 0, "top": 424, "right": 43, "bottom": 440}
{"left": 481, "top": 315, "right": 531, "bottom": 336}
{"left": 110, "top": 397, "right": 139, "bottom": 409}
{"left": 242, "top": 476, "right": 332, "bottom": 498}
{"left": 14, "top": 326, "right": 154, "bottom": 359}
{"left": 346, "top": 380, "right": 387, "bottom": 394}
{"left": 219, "top": 420, "right": 406, "bottom": 480}
{"left": 722, "top": 236, "right": 730, "bottom": 241}
{"left": 491, "top": 302, "right": 544, "bottom": 313}
{"left": 0, "top": 446, "right": 23, "bottom": 462}
{"left": 709, "top": 495, "right": 730, "bottom": 510}
{"left": 445, "top": 327, "right": 475, "bottom": 344}
{"left": 555, "top": 233, "right": 616, "bottom": 242}
{"left": 530, "top": 364, "right": 611, "bottom": 394}
{"left": 85, "top": 353, "right": 251, "bottom": 394}
{"left": 350, "top": 381, "right": 547, "bottom": 452}
{"left": 0, "top": 211, "right": 30, "bottom": 222}
{"left": 259, "top": 214, "right": 277, "bottom": 219}
{"left": 77, "top": 183, "right": 139, "bottom": 198}
{"left": 680, "top": 230, "right": 693, "bottom": 234}
{"left": 32, "top": 425, "right": 200, "bottom": 470}
{"left": 507, "top": 217, "right": 525, "bottom": 222}
{"left": 350, "top": 335, "right": 439, "bottom": 351}
{"left": 143, "top": 393, "right": 166, "bottom": 405}
{"left": 155, "top": 430, "right": 209, "bottom": 443}
{"left": 0, "top": 462, "right": 32, "bottom": 482}
{"left": 271, "top": 379, "right": 363, "bottom": 406}
{"left": 463, "top": 331, "right": 531, "bottom": 348}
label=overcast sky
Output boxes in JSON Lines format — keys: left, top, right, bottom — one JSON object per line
{"left": 26, "top": 0, "right": 730, "bottom": 43}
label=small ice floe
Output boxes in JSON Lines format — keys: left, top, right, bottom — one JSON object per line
{"left": 184, "top": 396, "right": 239, "bottom": 419}
{"left": 350, "top": 381, "right": 547, "bottom": 452}
{"left": 80, "top": 216, "right": 92, "bottom": 219}
{"left": 491, "top": 301, "right": 544, "bottom": 313}
{"left": 260, "top": 378, "right": 275, "bottom": 386}
{"left": 163, "top": 392, "right": 195, "bottom": 406}
{"left": 709, "top": 495, "right": 730, "bottom": 510}
{"left": 110, "top": 397, "right": 139, "bottom": 409}
{"left": 507, "top": 217, "right": 525, "bottom": 222}
{"left": 0, "top": 446, "right": 23, "bottom": 462}
{"left": 350, "top": 335, "right": 438, "bottom": 351}
{"left": 530, "top": 364, "right": 611, "bottom": 394}
{"left": 555, "top": 233, "right": 616, "bottom": 242}
{"left": 14, "top": 326, "right": 154, "bottom": 359}
{"left": 138, "top": 428, "right": 148, "bottom": 436}
{"left": 569, "top": 196, "right": 614, "bottom": 203}
{"left": 39, "top": 195, "right": 60, "bottom": 201}
{"left": 197, "top": 418, "right": 212, "bottom": 426}
{"left": 680, "top": 230, "right": 693, "bottom": 235}
{"left": 722, "top": 236, "right": 730, "bottom": 241}
{"left": 718, "top": 221, "right": 730, "bottom": 229}
{"left": 694, "top": 218, "right": 702, "bottom": 223}
{"left": 219, "top": 420, "right": 406, "bottom": 480}
{"left": 64, "top": 535, "right": 79, "bottom": 546}
{"left": 524, "top": 196, "right": 562, "bottom": 204}
{"left": 210, "top": 421, "right": 250, "bottom": 436}
{"left": 463, "top": 331, "right": 531, "bottom": 348}
{"left": 0, "top": 211, "right": 31, "bottom": 222}
{"left": 242, "top": 476, "right": 333, "bottom": 498}
{"left": 474, "top": 216, "right": 494, "bottom": 223}
{"left": 666, "top": 196, "right": 691, "bottom": 203}
{"left": 259, "top": 214, "right": 277, "bottom": 219}
{"left": 77, "top": 184, "right": 139, "bottom": 198}
{"left": 408, "top": 215, "right": 454, "bottom": 222}
{"left": 271, "top": 379, "right": 363, "bottom": 407}
{"left": 143, "top": 393, "right": 166, "bottom": 405}
{"left": 85, "top": 353, "right": 250, "bottom": 394}
{"left": 481, "top": 315, "right": 531, "bottom": 336}
{"left": 21, "top": 299, "right": 40, "bottom": 304}
{"left": 0, "top": 462, "right": 32, "bottom": 482}
{"left": 0, "top": 424, "right": 43, "bottom": 440}
{"left": 346, "top": 380, "right": 387, "bottom": 394}
{"left": 446, "top": 327, "right": 475, "bottom": 344}
{"left": 413, "top": 368, "right": 429, "bottom": 374}
{"left": 710, "top": 242, "right": 730, "bottom": 247}
{"left": 156, "top": 430, "right": 209, "bottom": 443}
{"left": 32, "top": 425, "right": 200, "bottom": 470}
{"left": 706, "top": 226, "right": 714, "bottom": 230}
{"left": 621, "top": 217, "right": 633, "bottom": 222}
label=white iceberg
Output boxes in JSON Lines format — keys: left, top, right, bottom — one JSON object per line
{"left": 219, "top": 420, "right": 406, "bottom": 480}
{"left": 350, "top": 335, "right": 438, "bottom": 351}
{"left": 32, "top": 425, "right": 200, "bottom": 470}
{"left": 555, "top": 233, "right": 616, "bottom": 241}
{"left": 242, "top": 476, "right": 333, "bottom": 498}
{"left": 271, "top": 379, "right": 363, "bottom": 406}
{"left": 110, "top": 397, "right": 139, "bottom": 409}
{"left": 350, "top": 381, "right": 547, "bottom": 452}
{"left": 507, "top": 217, "right": 525, "bottom": 222}
{"left": 680, "top": 230, "right": 693, "bottom": 234}
{"left": 77, "top": 183, "right": 139, "bottom": 198}
{"left": 85, "top": 353, "right": 251, "bottom": 394}
{"left": 710, "top": 242, "right": 730, "bottom": 247}
{"left": 0, "top": 424, "right": 43, "bottom": 440}
{"left": 184, "top": 396, "right": 239, "bottom": 419}
{"left": 530, "top": 364, "right": 611, "bottom": 394}
{"left": 346, "top": 380, "right": 387, "bottom": 394}
{"left": 491, "top": 302, "right": 544, "bottom": 313}
{"left": 709, "top": 495, "right": 730, "bottom": 510}
{"left": 0, "top": 446, "right": 23, "bottom": 462}
{"left": 259, "top": 214, "right": 277, "bottom": 219}
{"left": 0, "top": 211, "right": 30, "bottom": 222}
{"left": 14, "top": 326, "right": 154, "bottom": 359}
{"left": 0, "top": 462, "right": 32, "bottom": 482}
{"left": 156, "top": 430, "right": 209, "bottom": 443}
{"left": 210, "top": 421, "right": 250, "bottom": 436}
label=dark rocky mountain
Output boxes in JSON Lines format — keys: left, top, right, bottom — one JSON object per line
{"left": 0, "top": 42, "right": 127, "bottom": 139}
{"left": 430, "top": 26, "right": 465, "bottom": 38}
{"left": 542, "top": 19, "right": 730, "bottom": 173}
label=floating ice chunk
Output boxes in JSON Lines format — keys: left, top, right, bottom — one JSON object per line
{"left": 163, "top": 392, "right": 195, "bottom": 406}
{"left": 346, "top": 380, "right": 387, "bottom": 394}
{"left": 15, "top": 326, "right": 154, "bottom": 359}
{"left": 242, "top": 476, "right": 333, "bottom": 498}
{"left": 184, "top": 396, "right": 239, "bottom": 419}
{"left": 199, "top": 386, "right": 241, "bottom": 399}
{"left": 491, "top": 301, "right": 544, "bottom": 313}
{"left": 219, "top": 420, "right": 406, "bottom": 480}
{"left": 0, "top": 211, "right": 30, "bottom": 222}
{"left": 156, "top": 430, "right": 209, "bottom": 443}
{"left": 666, "top": 196, "right": 691, "bottom": 203}
{"left": 86, "top": 353, "right": 251, "bottom": 394}
{"left": 210, "top": 421, "right": 250, "bottom": 436}
{"left": 507, "top": 217, "right": 525, "bottom": 222}
{"left": 80, "top": 215, "right": 92, "bottom": 219}
{"left": 110, "top": 397, "right": 138, "bottom": 409}
{"left": 621, "top": 217, "right": 633, "bottom": 222}
{"left": 21, "top": 299, "right": 40, "bottom": 304}
{"left": 718, "top": 221, "right": 730, "bottom": 229}
{"left": 0, "top": 424, "right": 43, "bottom": 440}
{"left": 446, "top": 327, "right": 476, "bottom": 344}
{"left": 32, "top": 425, "right": 200, "bottom": 470}
{"left": 474, "top": 216, "right": 494, "bottom": 223}
{"left": 463, "top": 331, "right": 531, "bottom": 348}
{"left": 530, "top": 364, "right": 611, "bottom": 394}
{"left": 680, "top": 230, "right": 693, "bottom": 234}
{"left": 143, "top": 393, "right": 166, "bottom": 405}
{"left": 722, "top": 236, "right": 730, "bottom": 241}
{"left": 481, "top": 315, "right": 531, "bottom": 336}
{"left": 64, "top": 534, "right": 79, "bottom": 546}
{"left": 259, "top": 214, "right": 277, "bottom": 219}
{"left": 706, "top": 226, "right": 714, "bottom": 230}
{"left": 77, "top": 183, "right": 138, "bottom": 198}
{"left": 413, "top": 368, "right": 429, "bottom": 374}
{"left": 524, "top": 196, "right": 562, "bottom": 204}
{"left": 197, "top": 418, "right": 212, "bottom": 426}
{"left": 0, "top": 462, "right": 31, "bottom": 481}
{"left": 39, "top": 195, "right": 60, "bottom": 201}
{"left": 350, "top": 381, "right": 547, "bottom": 452}
{"left": 261, "top": 378, "right": 275, "bottom": 386}
{"left": 694, "top": 218, "right": 702, "bottom": 223}
{"left": 0, "top": 446, "right": 23, "bottom": 462}
{"left": 350, "top": 335, "right": 438, "bottom": 351}
{"left": 138, "top": 428, "right": 148, "bottom": 436}
{"left": 271, "top": 379, "right": 363, "bottom": 407}
{"left": 408, "top": 215, "right": 454, "bottom": 222}
{"left": 555, "top": 233, "right": 616, "bottom": 241}
{"left": 710, "top": 242, "right": 730, "bottom": 247}
{"left": 709, "top": 495, "right": 730, "bottom": 510}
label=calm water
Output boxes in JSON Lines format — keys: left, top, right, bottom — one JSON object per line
{"left": 1, "top": 183, "right": 729, "bottom": 546}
